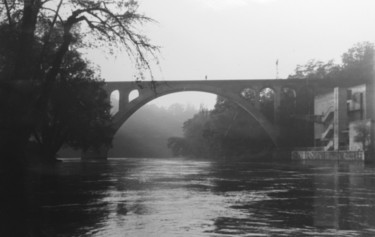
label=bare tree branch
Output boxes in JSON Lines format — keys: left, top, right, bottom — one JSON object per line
{"left": 2, "top": 0, "right": 12, "bottom": 25}
{"left": 40, "top": 6, "right": 63, "bottom": 23}
{"left": 34, "top": 0, "right": 63, "bottom": 80}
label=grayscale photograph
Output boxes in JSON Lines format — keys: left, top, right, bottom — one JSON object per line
{"left": 0, "top": 0, "right": 375, "bottom": 236}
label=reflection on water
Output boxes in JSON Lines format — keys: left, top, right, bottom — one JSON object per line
{"left": 1, "top": 158, "right": 375, "bottom": 236}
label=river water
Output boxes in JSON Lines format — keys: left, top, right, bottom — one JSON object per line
{"left": 3, "top": 158, "right": 375, "bottom": 236}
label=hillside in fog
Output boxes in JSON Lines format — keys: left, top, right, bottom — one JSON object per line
{"left": 59, "top": 102, "right": 199, "bottom": 158}
{"left": 109, "top": 103, "right": 198, "bottom": 158}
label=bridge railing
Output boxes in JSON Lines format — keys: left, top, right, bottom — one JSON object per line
{"left": 292, "top": 150, "right": 365, "bottom": 161}
{"left": 293, "top": 147, "right": 325, "bottom": 151}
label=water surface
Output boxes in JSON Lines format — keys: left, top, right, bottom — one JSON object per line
{"left": 4, "top": 158, "right": 375, "bottom": 236}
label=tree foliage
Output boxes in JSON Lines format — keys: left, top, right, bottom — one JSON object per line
{"left": 354, "top": 121, "right": 371, "bottom": 151}
{"left": 168, "top": 109, "right": 213, "bottom": 158}
{"left": 341, "top": 42, "right": 374, "bottom": 81}
{"left": 31, "top": 50, "right": 113, "bottom": 162}
{"left": 288, "top": 59, "right": 341, "bottom": 80}
{"left": 0, "top": 0, "right": 158, "bottom": 163}
{"left": 168, "top": 98, "right": 273, "bottom": 160}
{"left": 288, "top": 42, "right": 374, "bottom": 82}
{"left": 0, "top": 0, "right": 158, "bottom": 81}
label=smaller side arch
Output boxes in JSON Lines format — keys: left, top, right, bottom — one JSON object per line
{"left": 128, "top": 89, "right": 139, "bottom": 102}
{"left": 110, "top": 90, "right": 120, "bottom": 115}
{"left": 240, "top": 87, "right": 258, "bottom": 106}
{"left": 258, "top": 87, "right": 276, "bottom": 123}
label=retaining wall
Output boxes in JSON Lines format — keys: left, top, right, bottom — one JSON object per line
{"left": 292, "top": 150, "right": 364, "bottom": 161}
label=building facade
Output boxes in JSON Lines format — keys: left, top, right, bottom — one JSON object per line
{"left": 314, "top": 84, "right": 371, "bottom": 151}
{"left": 293, "top": 80, "right": 374, "bottom": 161}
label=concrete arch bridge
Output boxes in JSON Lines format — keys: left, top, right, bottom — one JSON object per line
{"left": 83, "top": 78, "right": 337, "bottom": 159}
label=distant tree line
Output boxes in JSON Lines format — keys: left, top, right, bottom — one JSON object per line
{"left": 288, "top": 42, "right": 374, "bottom": 83}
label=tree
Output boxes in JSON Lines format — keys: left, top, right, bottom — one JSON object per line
{"left": 341, "top": 42, "right": 374, "bottom": 82}
{"left": 168, "top": 98, "right": 273, "bottom": 160}
{"left": 288, "top": 42, "right": 374, "bottom": 82}
{"left": 0, "top": 0, "right": 158, "bottom": 164}
{"left": 1, "top": 0, "right": 158, "bottom": 82}
{"left": 168, "top": 137, "right": 189, "bottom": 157}
{"left": 354, "top": 121, "right": 371, "bottom": 151}
{"left": 288, "top": 59, "right": 341, "bottom": 80}
{"left": 209, "top": 98, "right": 273, "bottom": 158}
{"left": 168, "top": 108, "right": 214, "bottom": 158}
{"left": 31, "top": 50, "right": 113, "bottom": 162}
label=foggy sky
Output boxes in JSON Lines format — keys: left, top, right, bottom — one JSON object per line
{"left": 86, "top": 0, "right": 375, "bottom": 107}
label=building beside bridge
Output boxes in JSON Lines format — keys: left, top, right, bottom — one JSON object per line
{"left": 293, "top": 79, "right": 374, "bottom": 161}
{"left": 314, "top": 84, "right": 370, "bottom": 151}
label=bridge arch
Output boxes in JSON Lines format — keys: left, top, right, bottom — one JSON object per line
{"left": 110, "top": 90, "right": 120, "bottom": 115}
{"left": 109, "top": 82, "right": 280, "bottom": 147}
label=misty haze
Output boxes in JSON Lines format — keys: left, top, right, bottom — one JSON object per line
{"left": 1, "top": 0, "right": 375, "bottom": 237}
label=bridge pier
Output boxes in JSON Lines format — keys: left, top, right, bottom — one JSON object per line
{"left": 81, "top": 146, "right": 109, "bottom": 160}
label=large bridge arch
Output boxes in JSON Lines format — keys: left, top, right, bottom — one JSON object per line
{"left": 79, "top": 79, "right": 340, "bottom": 159}
{"left": 107, "top": 81, "right": 281, "bottom": 147}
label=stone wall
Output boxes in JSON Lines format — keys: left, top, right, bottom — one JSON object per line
{"left": 292, "top": 150, "right": 364, "bottom": 161}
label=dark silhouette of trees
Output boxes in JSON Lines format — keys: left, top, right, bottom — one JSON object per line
{"left": 31, "top": 51, "right": 113, "bottom": 162}
{"left": 168, "top": 98, "right": 273, "bottom": 160}
{"left": 168, "top": 108, "right": 213, "bottom": 158}
{"left": 0, "top": 0, "right": 158, "bottom": 164}
{"left": 1, "top": 0, "right": 158, "bottom": 82}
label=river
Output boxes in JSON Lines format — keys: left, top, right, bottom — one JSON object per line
{"left": 2, "top": 158, "right": 375, "bottom": 236}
